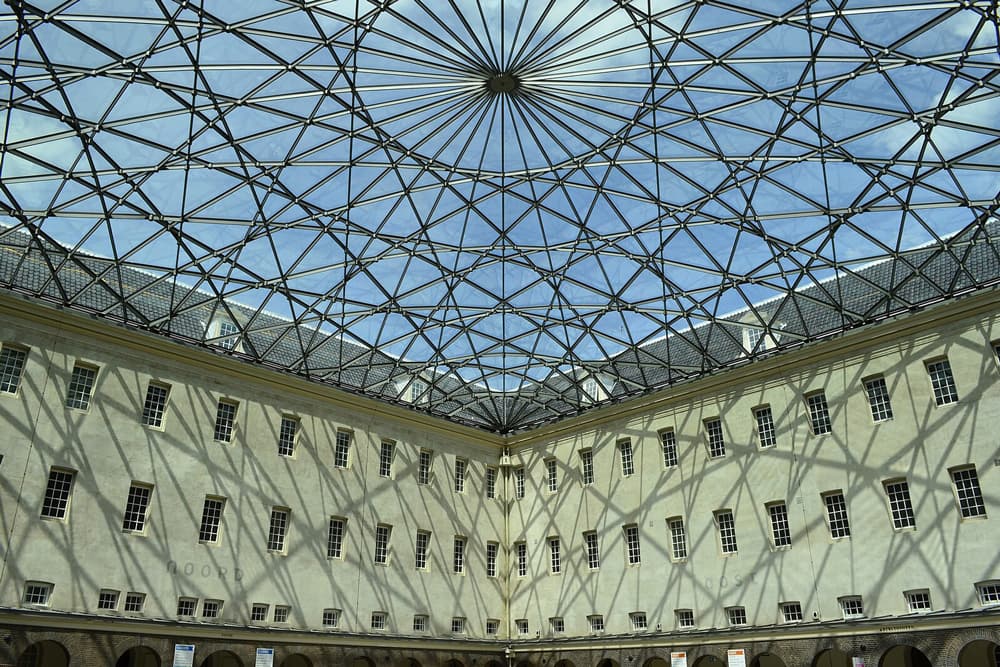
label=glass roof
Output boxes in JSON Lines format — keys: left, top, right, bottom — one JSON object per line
{"left": 1, "top": 1, "right": 998, "bottom": 433}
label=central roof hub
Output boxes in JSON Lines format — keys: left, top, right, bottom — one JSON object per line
{"left": 487, "top": 72, "right": 520, "bottom": 94}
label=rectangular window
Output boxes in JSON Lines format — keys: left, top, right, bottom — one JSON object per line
{"left": 371, "top": 612, "right": 387, "bottom": 630}
{"left": 486, "top": 619, "right": 500, "bottom": 635}
{"left": 327, "top": 517, "right": 345, "bottom": 558}
{"left": 668, "top": 518, "right": 688, "bottom": 560}
{"left": 379, "top": 441, "right": 394, "bottom": 478}
{"left": 514, "top": 466, "right": 525, "bottom": 499}
{"left": 213, "top": 399, "right": 237, "bottom": 442}
{"left": 549, "top": 537, "right": 561, "bottom": 574}
{"left": 864, "top": 376, "right": 893, "bottom": 422}
{"left": 727, "top": 607, "right": 747, "bottom": 626}
{"left": 515, "top": 619, "right": 529, "bottom": 635}
{"left": 375, "top": 524, "right": 391, "bottom": 565}
{"left": 976, "top": 581, "right": 1000, "bottom": 606}
{"left": 65, "top": 363, "right": 97, "bottom": 410}
{"left": 589, "top": 615, "right": 605, "bottom": 633}
{"left": 334, "top": 430, "right": 351, "bottom": 468}
{"left": 23, "top": 582, "right": 52, "bottom": 606}
{"left": 660, "top": 429, "right": 678, "bottom": 467}
{"left": 0, "top": 345, "right": 27, "bottom": 394}
{"left": 451, "top": 617, "right": 465, "bottom": 634}
{"left": 516, "top": 541, "right": 527, "bottom": 577}
{"left": 630, "top": 611, "right": 647, "bottom": 631}
{"left": 584, "top": 531, "right": 600, "bottom": 569}
{"left": 123, "top": 592, "right": 145, "bottom": 613}
{"left": 951, "top": 466, "right": 986, "bottom": 518}
{"left": 486, "top": 466, "right": 497, "bottom": 499}
{"left": 884, "top": 479, "right": 916, "bottom": 529}
{"left": 580, "top": 449, "right": 594, "bottom": 485}
{"left": 273, "top": 605, "right": 289, "bottom": 623}
{"left": 905, "top": 590, "right": 931, "bottom": 613}
{"left": 141, "top": 382, "right": 169, "bottom": 428}
{"left": 40, "top": 468, "right": 74, "bottom": 519}
{"left": 839, "top": 596, "right": 864, "bottom": 619}
{"left": 251, "top": 603, "right": 269, "bottom": 622}
{"left": 418, "top": 450, "right": 432, "bottom": 485}
{"left": 618, "top": 439, "right": 635, "bottom": 476}
{"left": 122, "top": 483, "right": 152, "bottom": 533}
{"left": 623, "top": 524, "right": 641, "bottom": 565}
{"left": 453, "top": 536, "right": 466, "bottom": 574}
{"left": 754, "top": 405, "right": 776, "bottom": 448}
{"left": 768, "top": 502, "right": 791, "bottom": 548}
{"left": 202, "top": 599, "right": 222, "bottom": 619}
{"left": 454, "top": 457, "right": 466, "bottom": 492}
{"left": 550, "top": 617, "right": 565, "bottom": 634}
{"left": 199, "top": 497, "right": 225, "bottom": 542}
{"left": 824, "top": 491, "right": 851, "bottom": 538}
{"left": 806, "top": 391, "right": 832, "bottom": 435}
{"left": 278, "top": 417, "right": 298, "bottom": 457}
{"left": 545, "top": 458, "right": 557, "bottom": 492}
{"left": 267, "top": 507, "right": 289, "bottom": 552}
{"left": 781, "top": 601, "right": 802, "bottom": 623}
{"left": 217, "top": 321, "right": 239, "bottom": 349}
{"left": 415, "top": 530, "right": 430, "bottom": 570}
{"left": 676, "top": 609, "right": 694, "bottom": 628}
{"left": 927, "top": 358, "right": 959, "bottom": 405}
{"left": 716, "top": 510, "right": 738, "bottom": 554}
{"left": 98, "top": 589, "right": 119, "bottom": 610}
{"left": 323, "top": 609, "right": 340, "bottom": 627}
{"left": 486, "top": 541, "right": 498, "bottom": 577}
{"left": 412, "top": 615, "right": 427, "bottom": 632}
{"left": 705, "top": 417, "right": 726, "bottom": 458}
{"left": 177, "top": 597, "right": 197, "bottom": 617}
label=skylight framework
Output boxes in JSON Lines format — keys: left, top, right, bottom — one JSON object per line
{"left": 1, "top": 1, "right": 998, "bottom": 433}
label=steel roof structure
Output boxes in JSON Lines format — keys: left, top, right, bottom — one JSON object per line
{"left": 1, "top": 1, "right": 998, "bottom": 433}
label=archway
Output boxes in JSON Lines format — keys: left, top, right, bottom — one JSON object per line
{"left": 279, "top": 655, "right": 311, "bottom": 667}
{"left": 403, "top": 660, "right": 422, "bottom": 667}
{"left": 879, "top": 646, "right": 930, "bottom": 667}
{"left": 644, "top": 659, "right": 669, "bottom": 667}
{"left": 445, "top": 660, "right": 465, "bottom": 667}
{"left": 117, "top": 647, "right": 161, "bottom": 667}
{"left": 693, "top": 657, "right": 725, "bottom": 667}
{"left": 750, "top": 653, "right": 787, "bottom": 667}
{"left": 597, "top": 660, "right": 620, "bottom": 667}
{"left": 199, "top": 651, "right": 243, "bottom": 667}
{"left": 813, "top": 650, "right": 851, "bottom": 667}
{"left": 958, "top": 640, "right": 1000, "bottom": 667}
{"left": 17, "top": 641, "right": 69, "bottom": 667}
{"left": 350, "top": 658, "right": 375, "bottom": 667}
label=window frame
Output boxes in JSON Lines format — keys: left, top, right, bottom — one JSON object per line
{"left": 266, "top": 506, "right": 290, "bottom": 553}
{"left": 883, "top": 478, "right": 916, "bottom": 530}
{"left": 277, "top": 415, "right": 299, "bottom": 458}
{"left": 486, "top": 541, "right": 498, "bottom": 577}
{"left": 454, "top": 457, "right": 467, "bottom": 493}
{"left": 704, "top": 417, "right": 726, "bottom": 458}
{"left": 513, "top": 466, "right": 525, "bottom": 499}
{"left": 545, "top": 457, "right": 557, "bottom": 493}
{"left": 453, "top": 535, "right": 466, "bottom": 574}
{"left": 40, "top": 467, "right": 75, "bottom": 520}
{"left": 715, "top": 509, "right": 738, "bottom": 555}
{"left": 378, "top": 440, "right": 395, "bottom": 479}
{"left": 122, "top": 482, "right": 153, "bottom": 534}
{"left": 754, "top": 405, "right": 777, "bottom": 448}
{"left": 726, "top": 606, "right": 747, "bottom": 626}
{"left": 823, "top": 491, "right": 851, "bottom": 539}
{"left": 0, "top": 344, "right": 28, "bottom": 395}
{"left": 417, "top": 449, "right": 432, "bottom": 485}
{"left": 629, "top": 611, "right": 648, "bottom": 631}
{"left": 618, "top": 438, "right": 635, "bottom": 477}
{"left": 97, "top": 589, "right": 120, "bottom": 611}
{"left": 767, "top": 501, "right": 791, "bottom": 548}
{"left": 623, "top": 523, "right": 641, "bottom": 565}
{"left": 950, "top": 465, "right": 987, "bottom": 519}
{"left": 863, "top": 375, "right": 893, "bottom": 422}
{"left": 23, "top": 581, "right": 53, "bottom": 607}
{"left": 334, "top": 429, "right": 352, "bottom": 469}
{"left": 668, "top": 517, "right": 688, "bottom": 561}
{"left": 548, "top": 536, "right": 561, "bottom": 574}
{"left": 485, "top": 465, "right": 497, "bottom": 499}
{"left": 327, "top": 516, "right": 346, "bottom": 559}
{"left": 904, "top": 589, "right": 931, "bottom": 614}
{"left": 839, "top": 595, "right": 865, "bottom": 619}
{"left": 805, "top": 390, "right": 832, "bottom": 435}
{"left": 515, "top": 541, "right": 527, "bottom": 577}
{"left": 213, "top": 398, "right": 238, "bottom": 443}
{"left": 584, "top": 531, "right": 600, "bottom": 570}
{"left": 675, "top": 609, "right": 694, "bottom": 629}
{"left": 198, "top": 496, "right": 226, "bottom": 543}
{"left": 65, "top": 362, "right": 98, "bottom": 411}
{"left": 660, "top": 428, "right": 678, "bottom": 468}
{"left": 580, "top": 449, "right": 594, "bottom": 485}
{"left": 374, "top": 524, "right": 392, "bottom": 565}
{"left": 141, "top": 381, "right": 170, "bottom": 429}
{"left": 926, "top": 357, "right": 959, "bottom": 406}
{"left": 780, "top": 601, "right": 802, "bottom": 623}
{"left": 415, "top": 530, "right": 431, "bottom": 570}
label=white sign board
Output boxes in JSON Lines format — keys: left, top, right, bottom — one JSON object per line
{"left": 670, "top": 652, "right": 688, "bottom": 667}
{"left": 852, "top": 659, "right": 865, "bottom": 667}
{"left": 172, "top": 645, "right": 195, "bottom": 667}
{"left": 255, "top": 648, "right": 275, "bottom": 667}
{"left": 727, "top": 649, "right": 747, "bottom": 667}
